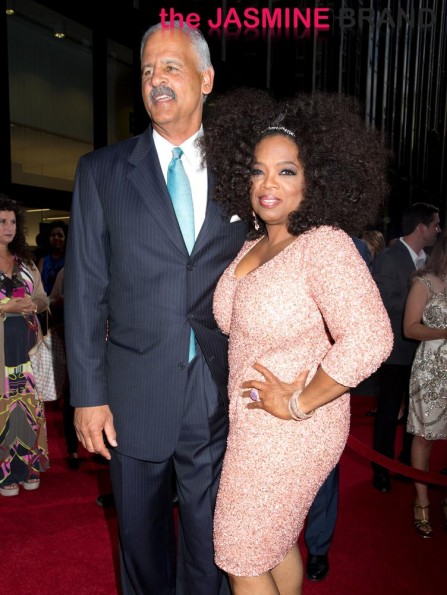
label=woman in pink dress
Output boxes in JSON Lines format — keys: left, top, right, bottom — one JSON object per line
{"left": 202, "top": 90, "right": 393, "bottom": 594}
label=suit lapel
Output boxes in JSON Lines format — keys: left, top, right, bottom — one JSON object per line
{"left": 127, "top": 129, "right": 226, "bottom": 257}
{"left": 395, "top": 240, "right": 416, "bottom": 271}
{"left": 127, "top": 128, "right": 188, "bottom": 255}
{"left": 192, "top": 195, "right": 224, "bottom": 254}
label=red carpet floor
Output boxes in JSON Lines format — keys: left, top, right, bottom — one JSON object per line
{"left": 3, "top": 395, "right": 446, "bottom": 595}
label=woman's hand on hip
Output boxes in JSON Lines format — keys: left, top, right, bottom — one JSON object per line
{"left": 241, "top": 363, "right": 309, "bottom": 420}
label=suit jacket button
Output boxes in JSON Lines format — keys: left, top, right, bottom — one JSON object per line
{"left": 178, "top": 362, "right": 186, "bottom": 370}
{"left": 186, "top": 263, "right": 194, "bottom": 271}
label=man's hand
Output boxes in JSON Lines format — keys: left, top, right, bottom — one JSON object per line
{"left": 74, "top": 405, "right": 117, "bottom": 460}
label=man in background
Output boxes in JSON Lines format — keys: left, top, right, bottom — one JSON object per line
{"left": 305, "top": 235, "right": 372, "bottom": 582}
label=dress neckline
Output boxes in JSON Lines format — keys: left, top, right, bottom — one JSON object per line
{"left": 0, "top": 254, "right": 19, "bottom": 279}
{"left": 420, "top": 274, "right": 447, "bottom": 297}
{"left": 234, "top": 235, "right": 301, "bottom": 280}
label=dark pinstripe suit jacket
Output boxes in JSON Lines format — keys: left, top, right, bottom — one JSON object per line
{"left": 372, "top": 239, "right": 418, "bottom": 366}
{"left": 64, "top": 127, "right": 247, "bottom": 461}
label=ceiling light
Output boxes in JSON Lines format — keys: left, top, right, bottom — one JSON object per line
{"left": 53, "top": 22, "right": 66, "bottom": 39}
{"left": 5, "top": 0, "right": 15, "bottom": 15}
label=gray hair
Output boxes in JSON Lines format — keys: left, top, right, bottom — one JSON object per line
{"left": 140, "top": 21, "right": 213, "bottom": 72}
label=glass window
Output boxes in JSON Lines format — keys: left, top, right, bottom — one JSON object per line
{"left": 7, "top": 0, "right": 93, "bottom": 191}
{"left": 24, "top": 208, "right": 70, "bottom": 249}
{"left": 107, "top": 39, "right": 134, "bottom": 144}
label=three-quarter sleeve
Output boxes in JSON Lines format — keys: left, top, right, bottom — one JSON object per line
{"left": 304, "top": 227, "right": 393, "bottom": 387}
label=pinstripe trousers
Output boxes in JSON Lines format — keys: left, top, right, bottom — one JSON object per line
{"left": 109, "top": 352, "right": 230, "bottom": 595}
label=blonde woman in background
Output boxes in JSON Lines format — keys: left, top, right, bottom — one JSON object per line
{"left": 404, "top": 229, "right": 447, "bottom": 537}
{"left": 362, "top": 230, "right": 386, "bottom": 261}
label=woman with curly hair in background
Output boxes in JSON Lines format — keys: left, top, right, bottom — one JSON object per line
{"left": 0, "top": 195, "right": 49, "bottom": 496}
{"left": 202, "top": 90, "right": 393, "bottom": 594}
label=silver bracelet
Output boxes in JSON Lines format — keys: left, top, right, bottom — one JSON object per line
{"left": 288, "top": 390, "right": 314, "bottom": 421}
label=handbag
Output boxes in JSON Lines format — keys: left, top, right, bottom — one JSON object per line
{"left": 28, "top": 312, "right": 67, "bottom": 402}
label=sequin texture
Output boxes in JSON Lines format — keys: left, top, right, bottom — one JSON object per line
{"left": 213, "top": 226, "right": 393, "bottom": 576}
{"left": 407, "top": 276, "right": 447, "bottom": 440}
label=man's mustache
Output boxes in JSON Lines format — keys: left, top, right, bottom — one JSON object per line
{"left": 150, "top": 86, "right": 176, "bottom": 102}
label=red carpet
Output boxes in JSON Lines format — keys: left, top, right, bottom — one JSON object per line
{"left": 3, "top": 396, "right": 446, "bottom": 594}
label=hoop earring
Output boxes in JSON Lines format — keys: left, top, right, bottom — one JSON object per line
{"left": 252, "top": 211, "right": 260, "bottom": 231}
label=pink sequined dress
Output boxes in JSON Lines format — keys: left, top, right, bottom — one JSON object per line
{"left": 213, "top": 226, "right": 393, "bottom": 576}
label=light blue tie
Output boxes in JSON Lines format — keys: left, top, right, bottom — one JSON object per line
{"left": 167, "top": 147, "right": 195, "bottom": 253}
{"left": 167, "top": 147, "right": 196, "bottom": 360}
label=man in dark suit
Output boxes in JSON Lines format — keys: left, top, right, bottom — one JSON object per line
{"left": 64, "top": 22, "right": 246, "bottom": 595}
{"left": 305, "top": 466, "right": 339, "bottom": 581}
{"left": 371, "top": 203, "right": 440, "bottom": 493}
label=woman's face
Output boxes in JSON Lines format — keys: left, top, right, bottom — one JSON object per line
{"left": 250, "top": 135, "right": 305, "bottom": 229}
{"left": 50, "top": 227, "right": 66, "bottom": 249}
{"left": 0, "top": 211, "right": 17, "bottom": 247}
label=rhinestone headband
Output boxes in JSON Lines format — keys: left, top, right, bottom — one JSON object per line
{"left": 261, "top": 125, "right": 296, "bottom": 138}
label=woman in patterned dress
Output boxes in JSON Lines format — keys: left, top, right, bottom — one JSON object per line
{"left": 203, "top": 90, "right": 393, "bottom": 594}
{"left": 0, "top": 195, "right": 49, "bottom": 496}
{"left": 404, "top": 229, "right": 447, "bottom": 537}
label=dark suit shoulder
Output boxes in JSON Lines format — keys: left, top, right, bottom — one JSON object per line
{"left": 79, "top": 126, "right": 156, "bottom": 171}
{"left": 377, "top": 240, "right": 406, "bottom": 259}
{"left": 79, "top": 134, "right": 143, "bottom": 166}
{"left": 373, "top": 240, "right": 413, "bottom": 271}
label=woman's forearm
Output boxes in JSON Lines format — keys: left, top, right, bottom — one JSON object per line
{"left": 404, "top": 321, "right": 447, "bottom": 341}
{"left": 297, "top": 367, "right": 349, "bottom": 414}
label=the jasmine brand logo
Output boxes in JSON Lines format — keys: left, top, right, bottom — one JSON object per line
{"left": 160, "top": 6, "right": 331, "bottom": 30}
{"left": 159, "top": 5, "right": 435, "bottom": 34}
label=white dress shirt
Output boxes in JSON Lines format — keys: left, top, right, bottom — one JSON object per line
{"left": 399, "top": 238, "right": 426, "bottom": 269}
{"left": 153, "top": 127, "right": 208, "bottom": 239}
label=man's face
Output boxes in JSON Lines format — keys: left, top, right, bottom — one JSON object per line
{"left": 141, "top": 28, "right": 214, "bottom": 142}
{"left": 421, "top": 213, "right": 441, "bottom": 247}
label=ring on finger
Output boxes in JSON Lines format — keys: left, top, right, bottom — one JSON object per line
{"left": 250, "top": 388, "right": 261, "bottom": 402}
